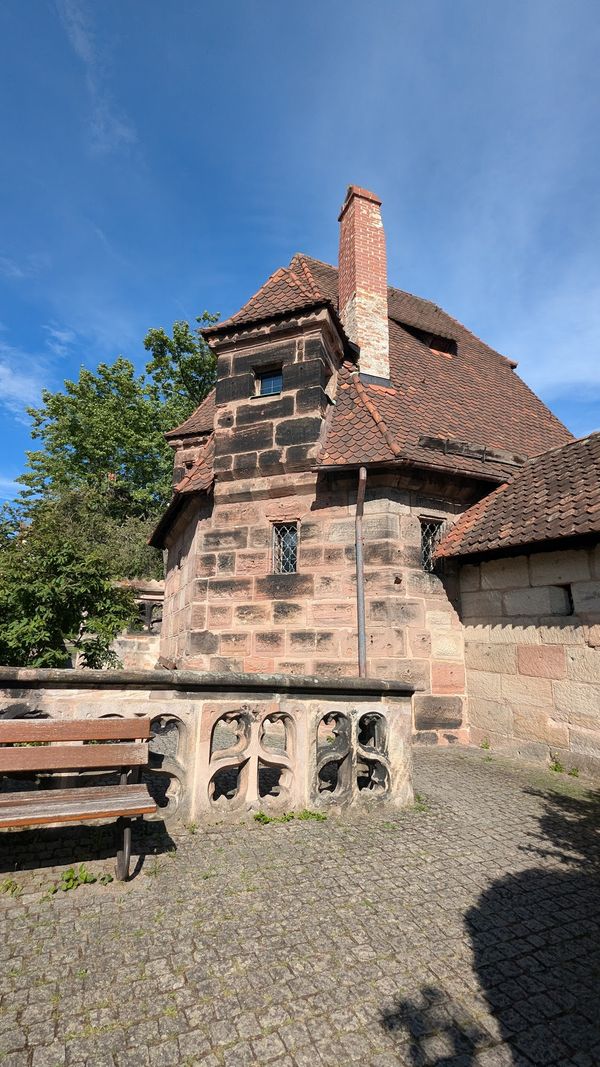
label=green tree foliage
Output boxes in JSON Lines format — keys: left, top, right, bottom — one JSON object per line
{"left": 0, "top": 514, "right": 136, "bottom": 668}
{"left": 0, "top": 313, "right": 217, "bottom": 667}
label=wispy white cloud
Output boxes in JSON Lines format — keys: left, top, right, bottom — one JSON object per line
{"left": 42, "top": 323, "right": 78, "bottom": 358}
{"left": 0, "top": 256, "right": 25, "bottom": 281}
{"left": 0, "top": 342, "right": 49, "bottom": 423}
{"left": 0, "top": 477, "right": 20, "bottom": 501}
{"left": 55, "top": 0, "right": 136, "bottom": 155}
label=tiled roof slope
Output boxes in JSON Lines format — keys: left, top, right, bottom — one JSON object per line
{"left": 176, "top": 252, "right": 571, "bottom": 486}
{"left": 203, "top": 264, "right": 326, "bottom": 335}
{"left": 294, "top": 256, "right": 571, "bottom": 479}
{"left": 436, "top": 433, "right": 600, "bottom": 560}
{"left": 164, "top": 390, "right": 215, "bottom": 440}
{"left": 149, "top": 435, "right": 214, "bottom": 548}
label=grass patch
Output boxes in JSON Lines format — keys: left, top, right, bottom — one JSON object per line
{"left": 253, "top": 809, "right": 326, "bottom": 825}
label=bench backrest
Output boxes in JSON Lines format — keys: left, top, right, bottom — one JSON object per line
{"left": 0, "top": 718, "right": 152, "bottom": 774}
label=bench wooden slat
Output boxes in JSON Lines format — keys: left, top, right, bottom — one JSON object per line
{"left": 0, "top": 742, "right": 149, "bottom": 774}
{"left": 0, "top": 718, "right": 151, "bottom": 743}
{"left": 0, "top": 784, "right": 157, "bottom": 828}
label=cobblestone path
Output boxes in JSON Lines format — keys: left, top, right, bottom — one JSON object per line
{"left": 1, "top": 748, "right": 599, "bottom": 1066}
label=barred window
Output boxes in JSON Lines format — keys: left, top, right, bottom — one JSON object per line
{"left": 420, "top": 519, "right": 443, "bottom": 573}
{"left": 272, "top": 522, "right": 298, "bottom": 574}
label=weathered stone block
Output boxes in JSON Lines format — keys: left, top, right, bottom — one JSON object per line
{"left": 431, "top": 631, "right": 464, "bottom": 660}
{"left": 431, "top": 662, "right": 465, "bottom": 694}
{"left": 232, "top": 451, "right": 258, "bottom": 473}
{"left": 272, "top": 600, "right": 305, "bottom": 622}
{"left": 517, "top": 644, "right": 566, "bottom": 679}
{"left": 258, "top": 448, "right": 285, "bottom": 471}
{"left": 275, "top": 417, "right": 321, "bottom": 447}
{"left": 255, "top": 631, "right": 285, "bottom": 652}
{"left": 566, "top": 645, "right": 600, "bottom": 683}
{"left": 529, "top": 549, "right": 591, "bottom": 587}
{"left": 235, "top": 395, "right": 294, "bottom": 426}
{"left": 234, "top": 603, "right": 270, "bottom": 624}
{"left": 188, "top": 630, "right": 219, "bottom": 654}
{"left": 461, "top": 590, "right": 504, "bottom": 618}
{"left": 236, "top": 551, "right": 269, "bottom": 576}
{"left": 414, "top": 695, "right": 463, "bottom": 730}
{"left": 468, "top": 670, "right": 502, "bottom": 700}
{"left": 312, "top": 601, "right": 355, "bottom": 624}
{"left": 501, "top": 674, "right": 553, "bottom": 706}
{"left": 283, "top": 359, "right": 326, "bottom": 390}
{"left": 511, "top": 706, "right": 568, "bottom": 747}
{"left": 552, "top": 680, "right": 599, "bottom": 725}
{"left": 467, "top": 697, "right": 510, "bottom": 735}
{"left": 203, "top": 528, "right": 248, "bottom": 550}
{"left": 571, "top": 581, "right": 600, "bottom": 619}
{"left": 503, "top": 586, "right": 571, "bottom": 617}
{"left": 296, "top": 386, "right": 328, "bottom": 413}
{"left": 232, "top": 341, "right": 296, "bottom": 376}
{"left": 217, "top": 423, "right": 274, "bottom": 455}
{"left": 208, "top": 578, "right": 253, "bottom": 600}
{"left": 480, "top": 555, "right": 529, "bottom": 589}
{"left": 459, "top": 564, "right": 480, "bottom": 592}
{"left": 255, "top": 573, "right": 314, "bottom": 600}
{"left": 408, "top": 629, "right": 431, "bottom": 658}
{"left": 215, "top": 372, "right": 253, "bottom": 405}
{"left": 465, "top": 640, "right": 517, "bottom": 674}
{"left": 388, "top": 600, "right": 425, "bottom": 627}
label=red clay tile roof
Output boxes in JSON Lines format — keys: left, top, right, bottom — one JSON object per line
{"left": 149, "top": 435, "right": 214, "bottom": 548}
{"left": 435, "top": 432, "right": 600, "bottom": 559}
{"left": 203, "top": 264, "right": 326, "bottom": 335}
{"left": 164, "top": 390, "right": 215, "bottom": 440}
{"left": 295, "top": 256, "right": 571, "bottom": 480}
{"left": 174, "top": 252, "right": 572, "bottom": 492}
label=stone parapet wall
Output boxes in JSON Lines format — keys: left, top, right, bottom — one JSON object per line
{"left": 0, "top": 668, "right": 413, "bottom": 824}
{"left": 460, "top": 545, "right": 600, "bottom": 775}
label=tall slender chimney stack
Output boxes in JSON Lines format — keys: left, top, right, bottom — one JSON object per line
{"left": 338, "top": 185, "right": 390, "bottom": 382}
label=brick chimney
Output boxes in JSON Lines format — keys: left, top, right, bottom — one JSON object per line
{"left": 338, "top": 185, "right": 390, "bottom": 382}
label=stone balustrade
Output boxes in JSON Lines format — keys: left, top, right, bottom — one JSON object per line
{"left": 0, "top": 669, "right": 413, "bottom": 823}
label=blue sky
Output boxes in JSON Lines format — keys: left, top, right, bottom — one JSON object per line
{"left": 1, "top": 0, "right": 599, "bottom": 501}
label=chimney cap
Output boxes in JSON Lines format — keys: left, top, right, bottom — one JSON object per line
{"left": 338, "top": 184, "right": 382, "bottom": 221}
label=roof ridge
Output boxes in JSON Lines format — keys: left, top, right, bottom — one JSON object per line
{"left": 528, "top": 429, "right": 600, "bottom": 462}
{"left": 351, "top": 370, "right": 402, "bottom": 458}
{"left": 174, "top": 433, "right": 215, "bottom": 493}
{"left": 164, "top": 388, "right": 216, "bottom": 440}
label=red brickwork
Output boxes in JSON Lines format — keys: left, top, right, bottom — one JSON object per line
{"left": 338, "top": 186, "right": 390, "bottom": 381}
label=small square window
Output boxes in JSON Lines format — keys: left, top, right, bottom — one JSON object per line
{"left": 257, "top": 368, "right": 283, "bottom": 396}
{"left": 420, "top": 519, "right": 443, "bottom": 573}
{"left": 272, "top": 522, "right": 298, "bottom": 574}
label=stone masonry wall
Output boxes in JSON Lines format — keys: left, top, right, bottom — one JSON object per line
{"left": 160, "top": 470, "right": 471, "bottom": 744}
{"left": 460, "top": 544, "right": 600, "bottom": 775}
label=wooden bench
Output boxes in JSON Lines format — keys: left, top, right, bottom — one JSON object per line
{"left": 0, "top": 718, "right": 157, "bottom": 880}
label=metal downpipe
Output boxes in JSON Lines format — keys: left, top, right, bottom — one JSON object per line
{"left": 355, "top": 466, "right": 368, "bottom": 677}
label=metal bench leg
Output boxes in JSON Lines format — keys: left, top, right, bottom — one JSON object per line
{"left": 115, "top": 817, "right": 132, "bottom": 881}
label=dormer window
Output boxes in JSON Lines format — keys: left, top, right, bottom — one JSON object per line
{"left": 256, "top": 367, "right": 283, "bottom": 397}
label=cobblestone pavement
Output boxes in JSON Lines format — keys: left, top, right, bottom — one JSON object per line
{"left": 2, "top": 747, "right": 600, "bottom": 1067}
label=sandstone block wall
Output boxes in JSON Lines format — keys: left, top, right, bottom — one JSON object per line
{"left": 460, "top": 545, "right": 600, "bottom": 775}
{"left": 160, "top": 470, "right": 471, "bottom": 744}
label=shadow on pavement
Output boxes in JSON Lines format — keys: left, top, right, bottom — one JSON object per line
{"left": 380, "top": 783, "right": 600, "bottom": 1066}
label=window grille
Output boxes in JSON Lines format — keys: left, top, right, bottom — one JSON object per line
{"left": 420, "top": 519, "right": 443, "bottom": 573}
{"left": 257, "top": 368, "right": 283, "bottom": 396}
{"left": 272, "top": 522, "right": 298, "bottom": 574}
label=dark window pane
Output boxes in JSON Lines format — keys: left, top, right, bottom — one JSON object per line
{"left": 258, "top": 370, "right": 283, "bottom": 396}
{"left": 272, "top": 522, "right": 298, "bottom": 573}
